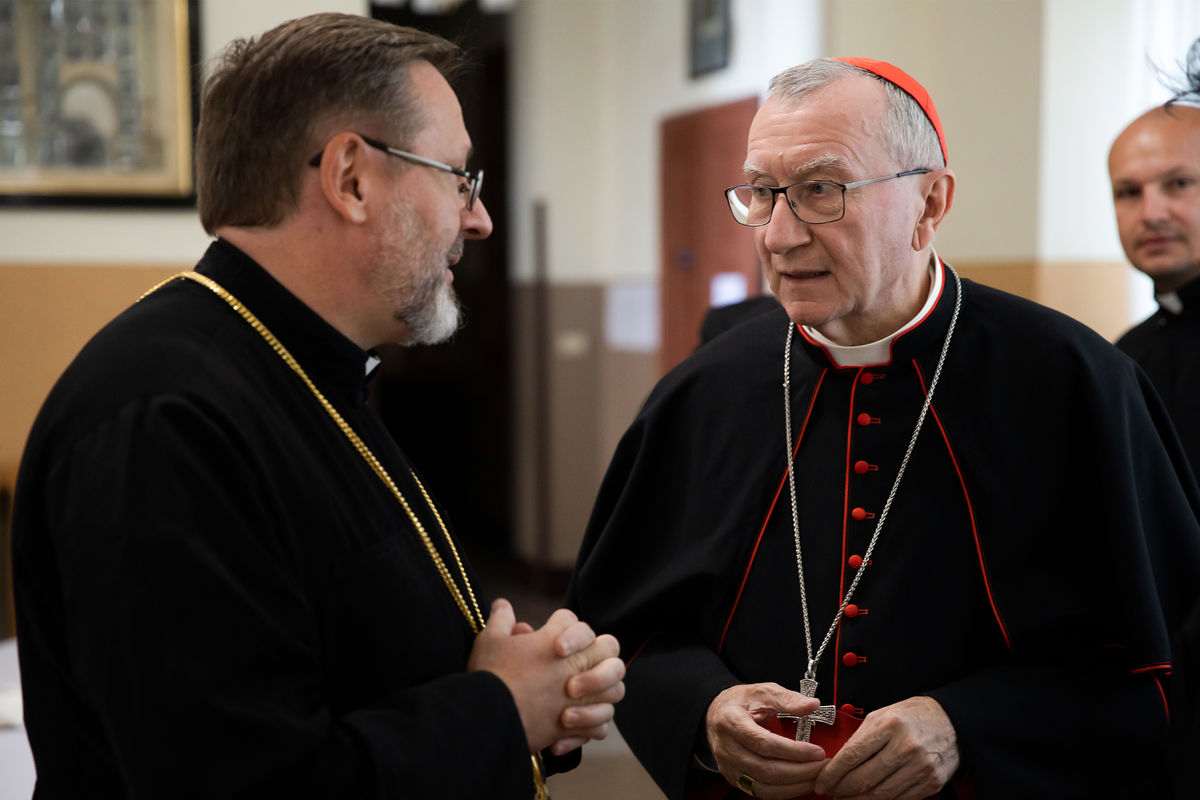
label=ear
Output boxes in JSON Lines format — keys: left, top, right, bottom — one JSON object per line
{"left": 912, "top": 169, "right": 956, "bottom": 251}
{"left": 315, "top": 133, "right": 376, "bottom": 225}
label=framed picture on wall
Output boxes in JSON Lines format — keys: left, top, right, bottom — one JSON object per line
{"left": 0, "top": 0, "right": 200, "bottom": 206}
{"left": 689, "top": 0, "right": 730, "bottom": 79}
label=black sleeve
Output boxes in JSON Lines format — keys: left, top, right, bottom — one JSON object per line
{"left": 928, "top": 658, "right": 1168, "bottom": 798}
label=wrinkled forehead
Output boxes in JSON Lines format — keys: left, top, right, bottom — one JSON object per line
{"left": 745, "top": 80, "right": 892, "bottom": 178}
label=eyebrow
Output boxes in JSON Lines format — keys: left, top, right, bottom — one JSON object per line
{"left": 743, "top": 153, "right": 849, "bottom": 183}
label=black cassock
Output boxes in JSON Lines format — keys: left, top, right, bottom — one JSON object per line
{"left": 13, "top": 239, "right": 554, "bottom": 798}
{"left": 569, "top": 260, "right": 1200, "bottom": 799}
{"left": 1116, "top": 274, "right": 1200, "bottom": 473}
{"left": 1116, "top": 274, "right": 1200, "bottom": 800}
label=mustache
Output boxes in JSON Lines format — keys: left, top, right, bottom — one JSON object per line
{"left": 449, "top": 240, "right": 465, "bottom": 261}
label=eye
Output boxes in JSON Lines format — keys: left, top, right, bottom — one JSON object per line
{"left": 1165, "top": 175, "right": 1197, "bottom": 194}
{"left": 749, "top": 185, "right": 775, "bottom": 200}
{"left": 801, "top": 181, "right": 838, "bottom": 198}
{"left": 1113, "top": 185, "right": 1140, "bottom": 201}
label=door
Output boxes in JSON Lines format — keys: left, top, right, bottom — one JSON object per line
{"left": 660, "top": 96, "right": 761, "bottom": 374}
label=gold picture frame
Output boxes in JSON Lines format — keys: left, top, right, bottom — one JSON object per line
{"left": 0, "top": 0, "right": 199, "bottom": 206}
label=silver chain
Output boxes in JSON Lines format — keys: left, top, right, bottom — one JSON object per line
{"left": 782, "top": 264, "right": 963, "bottom": 680}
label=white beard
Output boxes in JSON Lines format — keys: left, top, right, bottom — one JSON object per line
{"left": 402, "top": 278, "right": 461, "bottom": 345}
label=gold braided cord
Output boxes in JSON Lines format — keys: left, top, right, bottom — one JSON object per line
{"left": 142, "top": 271, "right": 484, "bottom": 633}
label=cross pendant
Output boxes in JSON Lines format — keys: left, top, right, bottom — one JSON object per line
{"left": 777, "top": 677, "right": 836, "bottom": 742}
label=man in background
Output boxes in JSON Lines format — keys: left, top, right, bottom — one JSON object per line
{"left": 12, "top": 14, "right": 622, "bottom": 798}
{"left": 1111, "top": 39, "right": 1200, "bottom": 471}
{"left": 1110, "top": 38, "right": 1200, "bottom": 800}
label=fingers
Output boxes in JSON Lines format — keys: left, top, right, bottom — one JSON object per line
{"left": 561, "top": 701, "right": 615, "bottom": 730}
{"left": 549, "top": 736, "right": 588, "bottom": 757}
{"left": 484, "top": 598, "right": 516, "bottom": 636}
{"left": 512, "top": 621, "right": 535, "bottom": 635}
{"left": 813, "top": 720, "right": 887, "bottom": 794}
{"left": 705, "top": 684, "right": 829, "bottom": 799}
{"left": 566, "top": 650, "right": 625, "bottom": 699}
{"left": 552, "top": 617, "right": 597, "bottom": 658}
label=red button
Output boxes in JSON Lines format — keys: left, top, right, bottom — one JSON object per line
{"left": 860, "top": 373, "right": 874, "bottom": 385}
{"left": 840, "top": 703, "right": 863, "bottom": 716}
{"left": 844, "top": 604, "right": 860, "bottom": 617}
{"left": 848, "top": 554, "right": 863, "bottom": 569}
{"left": 843, "top": 652, "right": 863, "bottom": 667}
{"left": 857, "top": 412, "right": 872, "bottom": 426}
{"left": 853, "top": 460, "right": 872, "bottom": 474}
{"left": 851, "top": 507, "right": 871, "bottom": 521}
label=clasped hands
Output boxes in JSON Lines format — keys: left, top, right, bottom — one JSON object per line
{"left": 705, "top": 683, "right": 959, "bottom": 800}
{"left": 468, "top": 598, "right": 625, "bottom": 755}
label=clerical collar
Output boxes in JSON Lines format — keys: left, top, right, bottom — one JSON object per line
{"left": 1156, "top": 274, "right": 1200, "bottom": 316}
{"left": 803, "top": 253, "right": 942, "bottom": 367}
{"left": 200, "top": 238, "right": 378, "bottom": 402}
{"left": 1157, "top": 291, "right": 1184, "bottom": 315}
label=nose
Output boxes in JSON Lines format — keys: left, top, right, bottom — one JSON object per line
{"left": 1140, "top": 186, "right": 1171, "bottom": 224}
{"left": 761, "top": 193, "right": 811, "bottom": 254}
{"left": 463, "top": 197, "right": 493, "bottom": 239}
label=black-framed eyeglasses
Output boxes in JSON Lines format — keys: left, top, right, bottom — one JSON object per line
{"left": 725, "top": 168, "right": 931, "bottom": 226}
{"left": 308, "top": 133, "right": 484, "bottom": 212}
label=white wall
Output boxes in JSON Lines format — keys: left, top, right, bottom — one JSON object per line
{"left": 0, "top": 0, "right": 367, "bottom": 265}
{"left": 1038, "top": 0, "right": 1200, "bottom": 320}
{"left": 509, "top": 0, "right": 821, "bottom": 284}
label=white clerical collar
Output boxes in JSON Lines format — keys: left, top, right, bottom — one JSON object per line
{"left": 803, "top": 253, "right": 942, "bottom": 368}
{"left": 1157, "top": 291, "right": 1184, "bottom": 315}
{"left": 365, "top": 352, "right": 382, "bottom": 377}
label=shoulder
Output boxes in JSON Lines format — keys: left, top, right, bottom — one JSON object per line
{"left": 1115, "top": 312, "right": 1166, "bottom": 358}
{"left": 31, "top": 278, "right": 257, "bottom": 448}
{"left": 957, "top": 277, "right": 1132, "bottom": 367}
{"left": 648, "top": 304, "right": 790, "bottom": 410}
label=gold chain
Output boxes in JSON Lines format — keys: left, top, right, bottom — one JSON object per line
{"left": 141, "top": 271, "right": 485, "bottom": 633}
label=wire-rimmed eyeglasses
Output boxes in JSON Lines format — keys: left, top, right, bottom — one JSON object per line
{"left": 725, "top": 168, "right": 931, "bottom": 226}
{"left": 308, "top": 134, "right": 484, "bottom": 212}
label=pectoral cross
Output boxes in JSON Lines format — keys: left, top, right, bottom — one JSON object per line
{"left": 777, "top": 676, "right": 836, "bottom": 742}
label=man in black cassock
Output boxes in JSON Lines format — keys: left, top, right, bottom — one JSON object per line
{"left": 11, "top": 14, "right": 625, "bottom": 799}
{"left": 1107, "top": 41, "right": 1200, "bottom": 800}
{"left": 569, "top": 56, "right": 1200, "bottom": 800}
{"left": 1110, "top": 43, "right": 1200, "bottom": 473}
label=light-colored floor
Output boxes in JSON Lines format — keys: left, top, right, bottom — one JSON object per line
{"left": 549, "top": 727, "right": 666, "bottom": 799}
{"left": 0, "top": 638, "right": 34, "bottom": 799}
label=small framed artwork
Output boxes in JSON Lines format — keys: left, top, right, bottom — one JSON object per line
{"left": 689, "top": 0, "right": 730, "bottom": 79}
{"left": 0, "top": 0, "right": 200, "bottom": 206}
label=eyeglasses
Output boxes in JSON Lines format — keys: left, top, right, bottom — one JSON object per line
{"left": 725, "top": 168, "right": 931, "bottom": 226}
{"left": 308, "top": 133, "right": 484, "bottom": 212}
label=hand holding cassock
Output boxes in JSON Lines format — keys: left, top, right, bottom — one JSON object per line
{"left": 813, "top": 696, "right": 958, "bottom": 799}
{"left": 704, "top": 682, "right": 830, "bottom": 799}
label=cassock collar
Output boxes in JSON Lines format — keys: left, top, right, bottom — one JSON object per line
{"left": 196, "top": 238, "right": 377, "bottom": 404}
{"left": 798, "top": 253, "right": 951, "bottom": 369}
{"left": 1156, "top": 273, "right": 1200, "bottom": 316}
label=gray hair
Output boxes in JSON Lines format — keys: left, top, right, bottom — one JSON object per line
{"left": 767, "top": 58, "right": 945, "bottom": 169}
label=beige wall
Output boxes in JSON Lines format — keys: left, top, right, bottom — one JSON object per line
{"left": 0, "top": 265, "right": 179, "bottom": 483}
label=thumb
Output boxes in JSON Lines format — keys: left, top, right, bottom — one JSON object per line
{"left": 485, "top": 597, "right": 516, "bottom": 636}
{"left": 756, "top": 682, "right": 820, "bottom": 718}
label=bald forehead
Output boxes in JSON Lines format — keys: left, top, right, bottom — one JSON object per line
{"left": 1113, "top": 106, "right": 1200, "bottom": 151}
